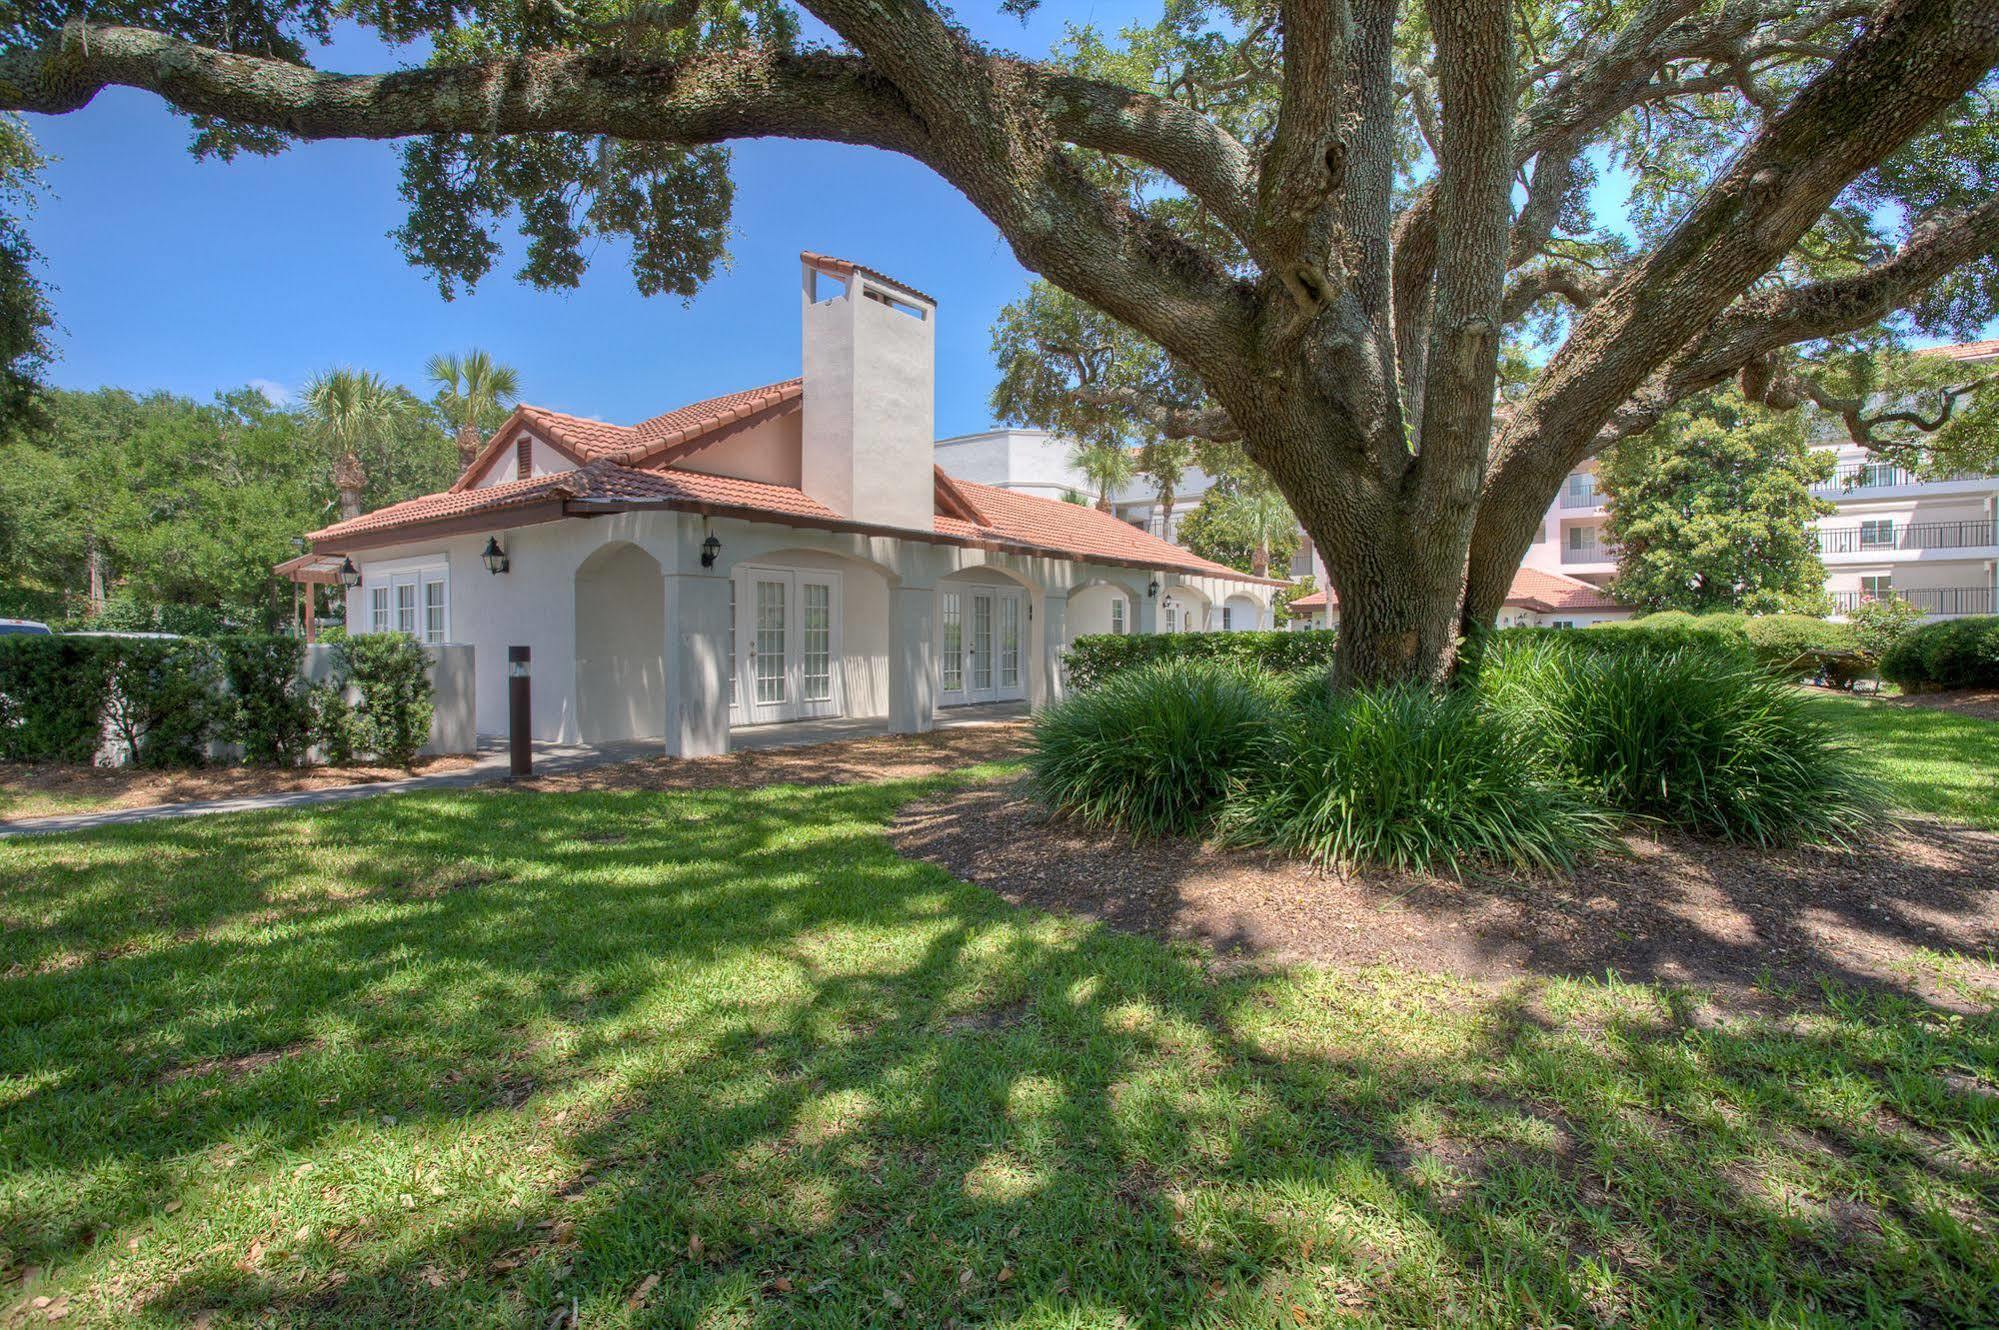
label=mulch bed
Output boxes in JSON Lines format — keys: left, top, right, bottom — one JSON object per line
{"left": 519, "top": 723, "right": 1032, "bottom": 794}
{"left": 890, "top": 784, "right": 1999, "bottom": 1009}
{"left": 0, "top": 756, "right": 481, "bottom": 822}
{"left": 1885, "top": 687, "right": 1999, "bottom": 723}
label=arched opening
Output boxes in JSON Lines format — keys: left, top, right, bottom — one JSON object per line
{"left": 936, "top": 565, "right": 1039, "bottom": 707}
{"left": 574, "top": 542, "right": 666, "bottom": 743}
{"left": 1068, "top": 579, "right": 1137, "bottom": 640}
{"left": 1160, "top": 584, "right": 1211, "bottom": 633}
{"left": 1224, "top": 593, "right": 1262, "bottom": 631}
{"left": 728, "top": 546, "right": 897, "bottom": 727}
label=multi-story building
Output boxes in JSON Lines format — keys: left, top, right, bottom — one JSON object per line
{"left": 1522, "top": 338, "right": 1999, "bottom": 619}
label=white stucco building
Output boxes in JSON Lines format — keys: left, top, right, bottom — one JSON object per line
{"left": 305, "top": 253, "right": 1282, "bottom": 756}
{"left": 1521, "top": 338, "right": 1999, "bottom": 619}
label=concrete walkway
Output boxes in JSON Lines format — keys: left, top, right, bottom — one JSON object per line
{"left": 0, "top": 703, "right": 1029, "bottom": 839}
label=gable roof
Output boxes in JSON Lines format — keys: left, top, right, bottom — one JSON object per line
{"left": 1919, "top": 338, "right": 1999, "bottom": 364}
{"left": 450, "top": 381, "right": 803, "bottom": 492}
{"left": 1287, "top": 566, "right": 1624, "bottom": 615}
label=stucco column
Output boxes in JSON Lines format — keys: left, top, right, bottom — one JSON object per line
{"left": 888, "top": 584, "right": 936, "bottom": 734}
{"left": 1133, "top": 581, "right": 1160, "bottom": 635}
{"left": 1034, "top": 592, "right": 1069, "bottom": 710}
{"left": 665, "top": 572, "right": 731, "bottom": 757}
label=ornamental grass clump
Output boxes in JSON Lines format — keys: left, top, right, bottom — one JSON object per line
{"left": 1480, "top": 636, "right": 1881, "bottom": 846}
{"left": 1217, "top": 686, "right": 1614, "bottom": 873}
{"left": 1027, "top": 658, "right": 1279, "bottom": 837}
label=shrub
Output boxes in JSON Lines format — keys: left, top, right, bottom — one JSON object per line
{"left": 1848, "top": 596, "right": 1926, "bottom": 658}
{"left": 65, "top": 596, "right": 234, "bottom": 638}
{"left": 1741, "top": 614, "right": 1858, "bottom": 677}
{"left": 1028, "top": 658, "right": 1280, "bottom": 836}
{"left": 1219, "top": 686, "right": 1613, "bottom": 872}
{"left": 1479, "top": 636, "right": 1880, "bottom": 845}
{"left": 99, "top": 638, "right": 221, "bottom": 768}
{"left": 218, "top": 635, "right": 314, "bottom": 765}
{"left": 309, "top": 682, "right": 359, "bottom": 766}
{"left": 1063, "top": 630, "right": 1339, "bottom": 691}
{"left": 0, "top": 635, "right": 115, "bottom": 762}
{"left": 1880, "top": 617, "right": 1999, "bottom": 691}
{"left": 336, "top": 633, "right": 435, "bottom": 767}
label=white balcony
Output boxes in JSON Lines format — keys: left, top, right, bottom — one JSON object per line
{"left": 1830, "top": 587, "right": 1997, "bottom": 618}
{"left": 1814, "top": 462, "right": 1999, "bottom": 503}
{"left": 1818, "top": 519, "right": 1999, "bottom": 564}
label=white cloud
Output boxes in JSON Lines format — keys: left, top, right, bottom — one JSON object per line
{"left": 248, "top": 377, "right": 292, "bottom": 405}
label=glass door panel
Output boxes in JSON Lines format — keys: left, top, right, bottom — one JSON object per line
{"left": 754, "top": 578, "right": 786, "bottom": 706}
{"left": 999, "top": 595, "right": 1020, "bottom": 690}
{"left": 971, "top": 593, "right": 994, "bottom": 695}
{"left": 941, "top": 592, "right": 964, "bottom": 696}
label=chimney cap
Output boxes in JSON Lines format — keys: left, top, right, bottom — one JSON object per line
{"left": 801, "top": 251, "right": 936, "bottom": 307}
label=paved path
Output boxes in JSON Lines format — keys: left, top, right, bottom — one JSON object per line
{"left": 0, "top": 703, "right": 1029, "bottom": 839}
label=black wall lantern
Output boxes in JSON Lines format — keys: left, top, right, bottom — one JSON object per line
{"left": 1147, "top": 578, "right": 1160, "bottom": 599}
{"left": 337, "top": 557, "right": 363, "bottom": 589}
{"left": 700, "top": 532, "right": 722, "bottom": 568}
{"left": 481, "top": 536, "right": 510, "bottom": 575}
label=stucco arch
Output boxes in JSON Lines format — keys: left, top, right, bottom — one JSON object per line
{"left": 1223, "top": 592, "right": 1264, "bottom": 631}
{"left": 1160, "top": 582, "right": 1212, "bottom": 632}
{"left": 574, "top": 541, "right": 666, "bottom": 742}
{"left": 726, "top": 544, "right": 899, "bottom": 721}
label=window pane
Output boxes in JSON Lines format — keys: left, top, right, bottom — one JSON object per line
{"left": 371, "top": 586, "right": 389, "bottom": 634}
{"left": 1110, "top": 599, "right": 1125, "bottom": 635}
{"left": 728, "top": 582, "right": 737, "bottom": 709}
{"left": 395, "top": 582, "right": 417, "bottom": 636}
{"left": 423, "top": 578, "right": 446, "bottom": 644}
{"left": 802, "top": 582, "right": 832, "bottom": 702}
{"left": 999, "top": 596, "right": 1019, "bottom": 687}
{"left": 755, "top": 580, "right": 786, "bottom": 705}
{"left": 942, "top": 592, "right": 963, "bottom": 692}
{"left": 972, "top": 595, "right": 992, "bottom": 690}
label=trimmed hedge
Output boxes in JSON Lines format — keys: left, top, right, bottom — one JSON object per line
{"left": 0, "top": 635, "right": 116, "bottom": 762}
{"left": 219, "top": 635, "right": 315, "bottom": 766}
{"left": 99, "top": 637, "right": 222, "bottom": 768}
{"left": 1063, "top": 630, "right": 1339, "bottom": 691}
{"left": 337, "top": 633, "right": 436, "bottom": 768}
{"left": 1881, "top": 617, "right": 1999, "bottom": 691}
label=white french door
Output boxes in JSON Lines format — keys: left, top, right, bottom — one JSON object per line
{"left": 733, "top": 566, "right": 842, "bottom": 725}
{"left": 939, "top": 586, "right": 1026, "bottom": 706}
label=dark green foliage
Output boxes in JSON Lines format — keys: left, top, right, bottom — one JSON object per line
{"left": 1028, "top": 659, "right": 1280, "bottom": 837}
{"left": 0, "top": 635, "right": 113, "bottom": 762}
{"left": 1740, "top": 614, "right": 1860, "bottom": 676}
{"left": 336, "top": 634, "right": 436, "bottom": 768}
{"left": 1218, "top": 686, "right": 1613, "bottom": 872}
{"left": 1063, "top": 630, "right": 1339, "bottom": 691}
{"left": 309, "top": 682, "right": 358, "bottom": 767}
{"left": 99, "top": 638, "right": 221, "bottom": 768}
{"left": 1880, "top": 617, "right": 1999, "bottom": 691}
{"left": 1477, "top": 636, "right": 1881, "bottom": 846}
{"left": 218, "top": 635, "right": 314, "bottom": 766}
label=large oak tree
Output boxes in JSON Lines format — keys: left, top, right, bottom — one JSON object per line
{"left": 4, "top": 0, "right": 1997, "bottom": 681}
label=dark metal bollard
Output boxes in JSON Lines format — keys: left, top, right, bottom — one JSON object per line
{"left": 508, "top": 645, "right": 532, "bottom": 778}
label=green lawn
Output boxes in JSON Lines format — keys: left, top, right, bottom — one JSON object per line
{"left": 1805, "top": 691, "right": 1999, "bottom": 829}
{"left": 4, "top": 762, "right": 1997, "bottom": 1327}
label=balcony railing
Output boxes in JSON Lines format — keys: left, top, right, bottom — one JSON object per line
{"left": 1559, "top": 485, "right": 1602, "bottom": 509}
{"left": 1814, "top": 462, "right": 1999, "bottom": 494}
{"left": 1830, "top": 586, "right": 1997, "bottom": 617}
{"left": 1560, "top": 544, "right": 1609, "bottom": 565}
{"left": 1818, "top": 519, "right": 1998, "bottom": 555}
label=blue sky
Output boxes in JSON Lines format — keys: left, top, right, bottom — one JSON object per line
{"left": 24, "top": 4, "right": 1159, "bottom": 438}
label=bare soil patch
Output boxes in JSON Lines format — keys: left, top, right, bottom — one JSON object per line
{"left": 1884, "top": 687, "right": 1999, "bottom": 722}
{"left": 890, "top": 784, "right": 1999, "bottom": 1008}
{"left": 0, "top": 756, "right": 480, "bottom": 822}
{"left": 520, "top": 723, "right": 1030, "bottom": 794}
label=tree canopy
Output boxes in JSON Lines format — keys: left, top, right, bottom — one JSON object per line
{"left": 3, "top": 0, "right": 1997, "bottom": 680}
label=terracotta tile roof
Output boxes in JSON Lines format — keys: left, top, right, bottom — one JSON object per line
{"left": 801, "top": 252, "right": 936, "bottom": 305}
{"left": 1287, "top": 567, "right": 1625, "bottom": 615}
{"left": 312, "top": 471, "right": 582, "bottom": 541}
{"left": 942, "top": 479, "right": 1282, "bottom": 584}
{"left": 1919, "top": 338, "right": 1999, "bottom": 363}
{"left": 450, "top": 382, "right": 803, "bottom": 492}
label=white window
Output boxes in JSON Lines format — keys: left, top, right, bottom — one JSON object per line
{"left": 1568, "top": 526, "right": 1594, "bottom": 551}
{"left": 394, "top": 581, "right": 418, "bottom": 636}
{"left": 1164, "top": 605, "right": 1178, "bottom": 633}
{"left": 422, "top": 575, "right": 447, "bottom": 644}
{"left": 1861, "top": 574, "right": 1894, "bottom": 599}
{"left": 1110, "top": 598, "right": 1126, "bottom": 635}
{"left": 1221, "top": 607, "right": 1233, "bottom": 631}
{"left": 727, "top": 581, "right": 737, "bottom": 709}
{"left": 363, "top": 564, "right": 448, "bottom": 639}
{"left": 1550, "top": 620, "right": 1576, "bottom": 630}
{"left": 1860, "top": 519, "right": 1896, "bottom": 549}
{"left": 941, "top": 592, "right": 964, "bottom": 693}
{"left": 370, "top": 585, "right": 390, "bottom": 634}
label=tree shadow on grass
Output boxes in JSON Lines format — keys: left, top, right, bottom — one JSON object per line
{"left": 3, "top": 776, "right": 1996, "bottom": 1327}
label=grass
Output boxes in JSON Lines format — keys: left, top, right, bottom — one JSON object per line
{"left": 1803, "top": 691, "right": 1999, "bottom": 829}
{"left": 4, "top": 766, "right": 1997, "bottom": 1327}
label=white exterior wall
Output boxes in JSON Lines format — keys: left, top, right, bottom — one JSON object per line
{"left": 471, "top": 432, "right": 573, "bottom": 488}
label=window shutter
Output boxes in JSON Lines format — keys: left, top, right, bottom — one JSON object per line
{"left": 516, "top": 438, "right": 531, "bottom": 479}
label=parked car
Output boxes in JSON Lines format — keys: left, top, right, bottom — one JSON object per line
{"left": 0, "top": 618, "right": 52, "bottom": 636}
{"left": 61, "top": 630, "right": 185, "bottom": 640}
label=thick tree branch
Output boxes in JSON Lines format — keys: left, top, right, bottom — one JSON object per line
{"left": 1073, "top": 385, "right": 1244, "bottom": 443}
{"left": 1765, "top": 370, "right": 1994, "bottom": 451}
{"left": 1257, "top": 0, "right": 1351, "bottom": 287}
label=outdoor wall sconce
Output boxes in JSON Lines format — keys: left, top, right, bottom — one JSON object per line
{"left": 1147, "top": 578, "right": 1160, "bottom": 598}
{"left": 337, "top": 557, "right": 363, "bottom": 589}
{"left": 700, "top": 532, "right": 722, "bottom": 568}
{"left": 481, "top": 537, "right": 510, "bottom": 576}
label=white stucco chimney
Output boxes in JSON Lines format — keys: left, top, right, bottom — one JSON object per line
{"left": 800, "top": 253, "right": 937, "bottom": 532}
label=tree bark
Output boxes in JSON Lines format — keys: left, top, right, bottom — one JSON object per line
{"left": 334, "top": 451, "right": 367, "bottom": 521}
{"left": 456, "top": 422, "right": 482, "bottom": 472}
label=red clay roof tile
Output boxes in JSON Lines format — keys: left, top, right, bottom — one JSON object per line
{"left": 1288, "top": 567, "right": 1624, "bottom": 615}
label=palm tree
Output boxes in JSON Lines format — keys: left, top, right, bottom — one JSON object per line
{"left": 303, "top": 369, "right": 408, "bottom": 520}
{"left": 1137, "top": 437, "right": 1195, "bottom": 539}
{"left": 1216, "top": 484, "right": 1296, "bottom": 577}
{"left": 1070, "top": 438, "right": 1138, "bottom": 513}
{"left": 428, "top": 349, "right": 522, "bottom": 472}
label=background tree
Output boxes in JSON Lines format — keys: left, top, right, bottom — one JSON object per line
{"left": 6, "top": 0, "right": 1999, "bottom": 683}
{"left": 303, "top": 369, "right": 412, "bottom": 521}
{"left": 1070, "top": 437, "right": 1138, "bottom": 512}
{"left": 1136, "top": 436, "right": 1196, "bottom": 537}
{"left": 1600, "top": 394, "right": 1836, "bottom": 615}
{"left": 1180, "top": 475, "right": 1301, "bottom": 577}
{"left": 0, "top": 114, "right": 53, "bottom": 435}
{"left": 428, "top": 348, "right": 521, "bottom": 471}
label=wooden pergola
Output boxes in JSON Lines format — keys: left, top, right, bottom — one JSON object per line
{"left": 273, "top": 553, "right": 347, "bottom": 643}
